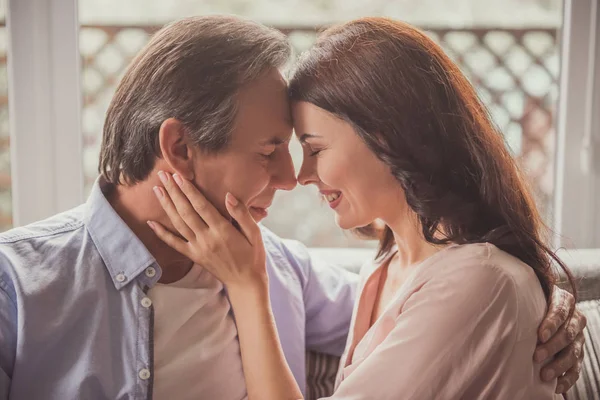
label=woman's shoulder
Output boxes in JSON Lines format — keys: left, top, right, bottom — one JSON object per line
{"left": 435, "top": 242, "right": 543, "bottom": 290}
{"left": 421, "top": 243, "right": 547, "bottom": 332}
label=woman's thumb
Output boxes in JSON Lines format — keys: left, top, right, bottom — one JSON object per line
{"left": 225, "top": 192, "right": 259, "bottom": 242}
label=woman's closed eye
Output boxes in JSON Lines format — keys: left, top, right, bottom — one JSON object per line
{"left": 304, "top": 143, "right": 325, "bottom": 157}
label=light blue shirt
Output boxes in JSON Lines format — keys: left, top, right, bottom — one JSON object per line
{"left": 0, "top": 178, "right": 358, "bottom": 399}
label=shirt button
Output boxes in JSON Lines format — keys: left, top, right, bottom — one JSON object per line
{"left": 141, "top": 297, "right": 152, "bottom": 308}
{"left": 145, "top": 267, "right": 156, "bottom": 278}
{"left": 115, "top": 273, "right": 126, "bottom": 283}
{"left": 139, "top": 368, "right": 151, "bottom": 380}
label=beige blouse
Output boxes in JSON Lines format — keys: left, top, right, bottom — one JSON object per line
{"left": 324, "top": 243, "right": 560, "bottom": 400}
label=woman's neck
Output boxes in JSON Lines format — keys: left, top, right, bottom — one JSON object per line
{"left": 385, "top": 211, "right": 446, "bottom": 270}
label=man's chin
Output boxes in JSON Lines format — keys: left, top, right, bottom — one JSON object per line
{"left": 249, "top": 207, "right": 268, "bottom": 222}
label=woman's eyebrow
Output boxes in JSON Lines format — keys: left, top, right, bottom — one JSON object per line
{"left": 298, "top": 133, "right": 321, "bottom": 143}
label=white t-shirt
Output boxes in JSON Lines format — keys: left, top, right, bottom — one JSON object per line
{"left": 149, "top": 264, "right": 248, "bottom": 400}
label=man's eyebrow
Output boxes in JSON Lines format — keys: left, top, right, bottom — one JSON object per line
{"left": 298, "top": 133, "right": 320, "bottom": 143}
{"left": 260, "top": 135, "right": 292, "bottom": 146}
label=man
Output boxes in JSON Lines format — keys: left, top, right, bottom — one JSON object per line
{"left": 0, "top": 15, "right": 586, "bottom": 399}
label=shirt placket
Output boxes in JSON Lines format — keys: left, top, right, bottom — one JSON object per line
{"left": 134, "top": 266, "right": 159, "bottom": 399}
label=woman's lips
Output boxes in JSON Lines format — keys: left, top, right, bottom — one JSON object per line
{"left": 321, "top": 191, "right": 342, "bottom": 209}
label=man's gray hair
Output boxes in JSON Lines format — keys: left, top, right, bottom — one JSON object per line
{"left": 99, "top": 15, "right": 291, "bottom": 185}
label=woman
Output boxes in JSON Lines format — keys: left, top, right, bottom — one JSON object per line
{"left": 149, "top": 17, "right": 576, "bottom": 399}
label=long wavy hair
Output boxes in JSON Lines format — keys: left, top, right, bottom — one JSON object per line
{"left": 289, "top": 17, "right": 574, "bottom": 300}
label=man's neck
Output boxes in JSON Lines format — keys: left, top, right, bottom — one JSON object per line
{"left": 106, "top": 179, "right": 193, "bottom": 284}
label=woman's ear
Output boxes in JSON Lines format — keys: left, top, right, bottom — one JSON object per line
{"left": 158, "top": 118, "right": 196, "bottom": 180}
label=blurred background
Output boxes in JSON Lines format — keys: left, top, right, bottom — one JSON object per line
{"left": 2, "top": 0, "right": 599, "bottom": 250}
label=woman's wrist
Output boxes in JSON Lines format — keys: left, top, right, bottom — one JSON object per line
{"left": 227, "top": 273, "right": 270, "bottom": 309}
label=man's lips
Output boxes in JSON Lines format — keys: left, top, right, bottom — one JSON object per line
{"left": 249, "top": 206, "right": 269, "bottom": 218}
{"left": 248, "top": 199, "right": 272, "bottom": 216}
{"left": 250, "top": 204, "right": 271, "bottom": 210}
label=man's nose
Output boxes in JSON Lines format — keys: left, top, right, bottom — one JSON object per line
{"left": 271, "top": 149, "right": 297, "bottom": 191}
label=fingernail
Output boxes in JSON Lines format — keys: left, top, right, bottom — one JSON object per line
{"left": 226, "top": 192, "right": 238, "bottom": 206}
{"left": 172, "top": 173, "right": 183, "bottom": 186}
{"left": 535, "top": 349, "right": 548, "bottom": 363}
{"left": 147, "top": 221, "right": 155, "bottom": 230}
{"left": 556, "top": 385, "right": 564, "bottom": 393}
{"left": 543, "top": 369, "right": 555, "bottom": 381}
{"left": 158, "top": 171, "right": 168, "bottom": 184}
{"left": 153, "top": 186, "right": 163, "bottom": 199}
{"left": 541, "top": 329, "right": 551, "bottom": 343}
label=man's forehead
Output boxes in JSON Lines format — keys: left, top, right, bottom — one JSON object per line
{"left": 230, "top": 69, "right": 293, "bottom": 145}
{"left": 230, "top": 115, "right": 293, "bottom": 147}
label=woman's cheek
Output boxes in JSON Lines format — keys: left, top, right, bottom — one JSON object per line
{"left": 318, "top": 154, "right": 346, "bottom": 188}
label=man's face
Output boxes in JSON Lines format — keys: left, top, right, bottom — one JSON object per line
{"left": 191, "top": 68, "right": 297, "bottom": 222}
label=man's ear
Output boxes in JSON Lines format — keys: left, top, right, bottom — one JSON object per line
{"left": 158, "top": 118, "right": 196, "bottom": 180}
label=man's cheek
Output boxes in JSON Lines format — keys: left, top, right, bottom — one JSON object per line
{"left": 246, "top": 174, "right": 272, "bottom": 201}
{"left": 197, "top": 183, "right": 229, "bottom": 219}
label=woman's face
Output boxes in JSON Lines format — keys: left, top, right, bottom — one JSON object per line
{"left": 292, "top": 101, "right": 405, "bottom": 230}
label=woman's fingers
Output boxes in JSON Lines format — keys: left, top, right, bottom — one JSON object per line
{"left": 147, "top": 220, "right": 190, "bottom": 256}
{"left": 171, "top": 173, "right": 228, "bottom": 229}
{"left": 152, "top": 185, "right": 195, "bottom": 241}
{"left": 158, "top": 171, "right": 208, "bottom": 234}
{"left": 150, "top": 173, "right": 267, "bottom": 287}
{"left": 225, "top": 192, "right": 261, "bottom": 245}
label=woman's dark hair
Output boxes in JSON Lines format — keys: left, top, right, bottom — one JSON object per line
{"left": 289, "top": 17, "right": 574, "bottom": 300}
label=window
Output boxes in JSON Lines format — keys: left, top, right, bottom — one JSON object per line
{"left": 5, "top": 0, "right": 82, "bottom": 228}
{"left": 553, "top": 0, "right": 600, "bottom": 248}
{"left": 7, "top": 1, "right": 598, "bottom": 249}
{"left": 0, "top": 3, "right": 11, "bottom": 231}
{"left": 77, "top": 0, "right": 564, "bottom": 247}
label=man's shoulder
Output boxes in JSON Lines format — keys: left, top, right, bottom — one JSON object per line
{"left": 0, "top": 204, "right": 98, "bottom": 309}
{"left": 0, "top": 205, "right": 86, "bottom": 245}
{"left": 260, "top": 225, "right": 310, "bottom": 264}
{"left": 259, "top": 225, "right": 315, "bottom": 288}
{"left": 0, "top": 205, "right": 87, "bottom": 282}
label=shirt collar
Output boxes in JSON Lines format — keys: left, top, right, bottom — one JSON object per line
{"left": 83, "top": 176, "right": 159, "bottom": 290}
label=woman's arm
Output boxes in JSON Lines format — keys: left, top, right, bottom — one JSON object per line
{"left": 148, "top": 172, "right": 302, "bottom": 400}
{"left": 227, "top": 281, "right": 302, "bottom": 400}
